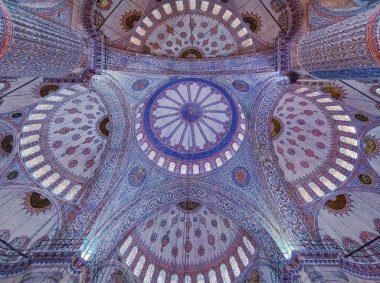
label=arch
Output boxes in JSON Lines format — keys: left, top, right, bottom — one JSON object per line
{"left": 250, "top": 76, "right": 313, "bottom": 248}
{"left": 58, "top": 73, "right": 132, "bottom": 239}
{"left": 266, "top": 84, "right": 358, "bottom": 205}
{"left": 14, "top": 0, "right": 67, "bottom": 12}
{"left": 315, "top": 0, "right": 372, "bottom": 11}
{"left": 81, "top": 181, "right": 288, "bottom": 266}
{"left": 18, "top": 84, "right": 112, "bottom": 203}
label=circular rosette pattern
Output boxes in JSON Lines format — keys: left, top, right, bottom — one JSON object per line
{"left": 19, "top": 85, "right": 109, "bottom": 202}
{"left": 135, "top": 78, "right": 246, "bottom": 175}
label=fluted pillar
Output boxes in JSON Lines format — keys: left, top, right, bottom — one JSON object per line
{"left": 0, "top": 1, "right": 84, "bottom": 78}
{"left": 297, "top": 4, "right": 380, "bottom": 79}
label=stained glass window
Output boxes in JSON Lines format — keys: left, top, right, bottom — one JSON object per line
{"left": 230, "top": 256, "right": 241, "bottom": 277}
{"left": 243, "top": 236, "right": 255, "bottom": 254}
{"left": 125, "top": 246, "right": 138, "bottom": 266}
{"left": 220, "top": 263, "right": 231, "bottom": 283}
{"left": 133, "top": 255, "right": 146, "bottom": 276}
{"left": 143, "top": 264, "right": 155, "bottom": 283}
{"left": 196, "top": 274, "right": 205, "bottom": 283}
{"left": 157, "top": 270, "right": 166, "bottom": 283}
{"left": 238, "top": 247, "right": 249, "bottom": 266}
{"left": 209, "top": 269, "right": 217, "bottom": 283}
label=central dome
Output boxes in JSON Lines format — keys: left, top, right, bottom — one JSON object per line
{"left": 135, "top": 78, "right": 246, "bottom": 174}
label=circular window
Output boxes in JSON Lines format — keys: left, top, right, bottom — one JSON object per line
{"left": 0, "top": 81, "right": 11, "bottom": 93}
{"left": 98, "top": 0, "right": 112, "bottom": 10}
{"left": 39, "top": 85, "right": 60, "bottom": 97}
{"left": 6, "top": 171, "right": 19, "bottom": 180}
{"left": 358, "top": 174, "right": 373, "bottom": 185}
{"left": 364, "top": 135, "right": 379, "bottom": 156}
{"left": 369, "top": 86, "right": 380, "bottom": 98}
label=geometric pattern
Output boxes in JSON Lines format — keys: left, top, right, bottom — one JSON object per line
{"left": 19, "top": 85, "right": 108, "bottom": 202}
{"left": 119, "top": 203, "right": 256, "bottom": 282}
{"left": 272, "top": 87, "right": 358, "bottom": 203}
{"left": 135, "top": 78, "right": 246, "bottom": 175}
{"left": 129, "top": 0, "right": 254, "bottom": 58}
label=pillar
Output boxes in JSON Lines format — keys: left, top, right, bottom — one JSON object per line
{"left": 297, "top": 4, "right": 380, "bottom": 79}
{"left": 0, "top": 1, "right": 84, "bottom": 78}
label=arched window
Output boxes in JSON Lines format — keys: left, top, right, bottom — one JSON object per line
{"left": 125, "top": 246, "right": 138, "bottom": 266}
{"left": 220, "top": 263, "right": 231, "bottom": 283}
{"left": 230, "top": 256, "right": 241, "bottom": 277}
{"left": 157, "top": 270, "right": 166, "bottom": 283}
{"left": 208, "top": 269, "right": 217, "bottom": 283}
{"left": 238, "top": 247, "right": 249, "bottom": 266}
{"left": 133, "top": 255, "right": 146, "bottom": 276}
{"left": 143, "top": 264, "right": 155, "bottom": 283}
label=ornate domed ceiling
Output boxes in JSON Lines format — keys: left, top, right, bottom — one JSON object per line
{"left": 135, "top": 78, "right": 246, "bottom": 174}
{"left": 119, "top": 202, "right": 257, "bottom": 282}
{"left": 1, "top": 0, "right": 380, "bottom": 282}
{"left": 19, "top": 85, "right": 110, "bottom": 202}
{"left": 271, "top": 86, "right": 358, "bottom": 204}
{"left": 96, "top": 0, "right": 288, "bottom": 57}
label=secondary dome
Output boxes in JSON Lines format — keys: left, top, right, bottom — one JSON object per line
{"left": 271, "top": 86, "right": 359, "bottom": 203}
{"left": 135, "top": 78, "right": 246, "bottom": 174}
{"left": 119, "top": 202, "right": 257, "bottom": 282}
{"left": 19, "top": 85, "right": 109, "bottom": 202}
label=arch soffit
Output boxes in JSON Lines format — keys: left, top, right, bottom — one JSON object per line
{"left": 250, "top": 76, "right": 314, "bottom": 246}
{"left": 60, "top": 75, "right": 132, "bottom": 236}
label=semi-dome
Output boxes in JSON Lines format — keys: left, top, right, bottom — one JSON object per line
{"left": 1, "top": 0, "right": 380, "bottom": 282}
{"left": 119, "top": 202, "right": 257, "bottom": 282}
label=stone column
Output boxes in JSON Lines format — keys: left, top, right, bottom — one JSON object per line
{"left": 0, "top": 1, "right": 84, "bottom": 78}
{"left": 297, "top": 5, "right": 380, "bottom": 79}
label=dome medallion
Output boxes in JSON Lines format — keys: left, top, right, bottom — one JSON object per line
{"left": 135, "top": 78, "right": 246, "bottom": 174}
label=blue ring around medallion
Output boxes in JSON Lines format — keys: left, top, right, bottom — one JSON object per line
{"left": 143, "top": 78, "right": 239, "bottom": 161}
